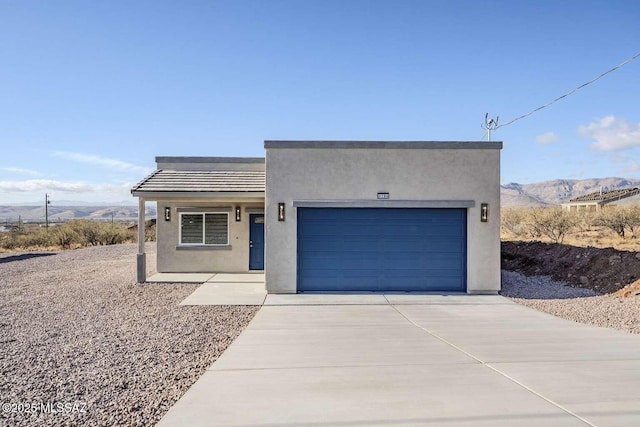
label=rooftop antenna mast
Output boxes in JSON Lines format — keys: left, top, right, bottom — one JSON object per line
{"left": 482, "top": 113, "right": 499, "bottom": 141}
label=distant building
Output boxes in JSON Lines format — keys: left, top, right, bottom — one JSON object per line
{"left": 562, "top": 188, "right": 640, "bottom": 212}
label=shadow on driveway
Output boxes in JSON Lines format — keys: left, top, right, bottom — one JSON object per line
{"left": 0, "top": 253, "right": 57, "bottom": 264}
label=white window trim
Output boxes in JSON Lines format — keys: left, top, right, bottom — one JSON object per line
{"left": 178, "top": 212, "right": 229, "bottom": 246}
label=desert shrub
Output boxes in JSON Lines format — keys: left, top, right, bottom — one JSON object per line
{"left": 573, "top": 210, "right": 598, "bottom": 232}
{"left": 71, "top": 220, "right": 101, "bottom": 246}
{"left": 52, "top": 223, "right": 82, "bottom": 249}
{"left": 0, "top": 220, "right": 136, "bottom": 251}
{"left": 594, "top": 206, "right": 640, "bottom": 238}
{"left": 65, "top": 219, "right": 134, "bottom": 246}
{"left": 0, "top": 232, "right": 19, "bottom": 250}
{"left": 145, "top": 221, "right": 156, "bottom": 242}
{"left": 501, "top": 208, "right": 528, "bottom": 237}
{"left": 99, "top": 224, "right": 131, "bottom": 245}
{"left": 0, "top": 227, "right": 59, "bottom": 250}
{"left": 24, "top": 229, "right": 58, "bottom": 247}
{"left": 625, "top": 207, "right": 640, "bottom": 237}
{"left": 523, "top": 207, "right": 577, "bottom": 244}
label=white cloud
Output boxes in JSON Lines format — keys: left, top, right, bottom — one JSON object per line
{"left": 611, "top": 155, "right": 640, "bottom": 174}
{"left": 0, "top": 167, "right": 40, "bottom": 176}
{"left": 536, "top": 132, "right": 559, "bottom": 145}
{"left": 52, "top": 151, "right": 153, "bottom": 174}
{"left": 0, "top": 179, "right": 132, "bottom": 194}
{"left": 579, "top": 115, "right": 640, "bottom": 151}
{"left": 621, "top": 163, "right": 640, "bottom": 174}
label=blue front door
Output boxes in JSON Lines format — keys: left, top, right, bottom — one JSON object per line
{"left": 249, "top": 214, "right": 264, "bottom": 270}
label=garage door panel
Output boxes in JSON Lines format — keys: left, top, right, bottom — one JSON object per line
{"left": 423, "top": 239, "right": 463, "bottom": 252}
{"left": 297, "top": 208, "right": 466, "bottom": 292}
{"left": 340, "top": 255, "right": 381, "bottom": 269}
{"left": 341, "top": 269, "right": 382, "bottom": 278}
{"left": 384, "top": 237, "right": 424, "bottom": 251}
{"left": 340, "top": 237, "right": 380, "bottom": 250}
{"left": 300, "top": 256, "right": 340, "bottom": 269}
{"left": 426, "top": 225, "right": 465, "bottom": 237}
{"left": 384, "top": 224, "right": 422, "bottom": 236}
{"left": 381, "top": 253, "right": 421, "bottom": 269}
{"left": 339, "top": 224, "right": 382, "bottom": 236}
{"left": 431, "top": 277, "right": 465, "bottom": 288}
{"left": 301, "top": 237, "right": 341, "bottom": 251}
{"left": 300, "top": 269, "right": 339, "bottom": 279}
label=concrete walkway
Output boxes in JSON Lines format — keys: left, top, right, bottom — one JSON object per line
{"left": 158, "top": 295, "right": 640, "bottom": 426}
{"left": 179, "top": 273, "right": 266, "bottom": 306}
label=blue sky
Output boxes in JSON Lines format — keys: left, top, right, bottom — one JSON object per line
{"left": 1, "top": 0, "right": 639, "bottom": 204}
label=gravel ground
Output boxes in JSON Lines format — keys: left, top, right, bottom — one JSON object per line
{"left": 0, "top": 243, "right": 259, "bottom": 427}
{"left": 501, "top": 270, "right": 640, "bottom": 334}
{"left": 2, "top": 244, "right": 638, "bottom": 426}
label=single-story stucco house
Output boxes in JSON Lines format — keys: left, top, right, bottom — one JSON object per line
{"left": 131, "top": 140, "right": 502, "bottom": 294}
{"left": 561, "top": 188, "right": 640, "bottom": 212}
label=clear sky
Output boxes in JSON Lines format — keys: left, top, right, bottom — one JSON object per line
{"left": 1, "top": 0, "right": 639, "bottom": 204}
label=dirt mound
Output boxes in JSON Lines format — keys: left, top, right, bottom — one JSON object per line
{"left": 611, "top": 280, "right": 640, "bottom": 297}
{"left": 501, "top": 241, "right": 640, "bottom": 295}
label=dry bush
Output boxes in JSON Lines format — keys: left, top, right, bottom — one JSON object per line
{"left": 67, "top": 219, "right": 132, "bottom": 246}
{"left": 501, "top": 208, "right": 528, "bottom": 237}
{"left": 52, "top": 223, "right": 82, "bottom": 249}
{"left": 145, "top": 221, "right": 156, "bottom": 242}
{"left": 501, "top": 205, "right": 640, "bottom": 250}
{"left": 573, "top": 210, "right": 598, "bottom": 233}
{"left": 594, "top": 206, "right": 640, "bottom": 238}
{"left": 527, "top": 207, "right": 578, "bottom": 244}
{"left": 501, "top": 207, "right": 578, "bottom": 244}
{"left": 0, "top": 220, "right": 136, "bottom": 251}
{"left": 1, "top": 227, "right": 59, "bottom": 249}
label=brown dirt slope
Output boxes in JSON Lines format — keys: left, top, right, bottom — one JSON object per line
{"left": 501, "top": 241, "right": 640, "bottom": 295}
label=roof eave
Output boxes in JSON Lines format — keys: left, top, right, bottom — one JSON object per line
{"left": 131, "top": 190, "right": 265, "bottom": 199}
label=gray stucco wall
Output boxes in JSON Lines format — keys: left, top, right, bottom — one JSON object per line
{"left": 156, "top": 157, "right": 265, "bottom": 171}
{"left": 156, "top": 200, "right": 264, "bottom": 273}
{"left": 264, "top": 142, "right": 502, "bottom": 294}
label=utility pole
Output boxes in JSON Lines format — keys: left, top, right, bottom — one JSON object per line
{"left": 45, "top": 193, "right": 50, "bottom": 229}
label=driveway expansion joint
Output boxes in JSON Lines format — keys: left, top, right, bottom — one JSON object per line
{"left": 389, "top": 302, "right": 597, "bottom": 427}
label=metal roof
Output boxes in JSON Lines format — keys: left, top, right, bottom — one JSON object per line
{"left": 568, "top": 188, "right": 640, "bottom": 203}
{"left": 131, "top": 170, "right": 265, "bottom": 195}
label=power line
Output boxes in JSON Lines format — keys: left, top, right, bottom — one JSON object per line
{"left": 494, "top": 51, "right": 640, "bottom": 129}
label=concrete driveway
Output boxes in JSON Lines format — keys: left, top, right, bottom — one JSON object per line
{"left": 158, "top": 295, "right": 640, "bottom": 426}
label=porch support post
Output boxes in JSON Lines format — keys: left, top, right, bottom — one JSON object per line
{"left": 137, "top": 197, "right": 146, "bottom": 283}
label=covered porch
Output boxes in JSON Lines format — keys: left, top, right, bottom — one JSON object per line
{"left": 131, "top": 157, "right": 266, "bottom": 282}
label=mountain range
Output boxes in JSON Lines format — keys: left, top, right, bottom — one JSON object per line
{"left": 501, "top": 177, "right": 640, "bottom": 207}
{"left": 2, "top": 177, "right": 639, "bottom": 221}
{"left": 0, "top": 205, "right": 157, "bottom": 223}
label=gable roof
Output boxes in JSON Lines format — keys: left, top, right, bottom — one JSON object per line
{"left": 131, "top": 169, "right": 265, "bottom": 197}
{"left": 568, "top": 188, "right": 640, "bottom": 203}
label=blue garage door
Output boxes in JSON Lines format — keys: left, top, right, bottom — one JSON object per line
{"left": 297, "top": 208, "right": 466, "bottom": 292}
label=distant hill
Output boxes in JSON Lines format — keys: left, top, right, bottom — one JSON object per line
{"left": 502, "top": 177, "right": 640, "bottom": 207}
{"left": 3, "top": 178, "right": 639, "bottom": 220}
{"left": 0, "top": 205, "right": 157, "bottom": 222}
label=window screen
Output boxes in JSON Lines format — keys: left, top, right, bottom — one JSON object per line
{"left": 204, "top": 214, "right": 228, "bottom": 244}
{"left": 181, "top": 214, "right": 203, "bottom": 244}
{"left": 180, "top": 213, "right": 228, "bottom": 245}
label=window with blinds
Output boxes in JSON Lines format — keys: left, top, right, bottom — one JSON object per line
{"left": 180, "top": 213, "right": 228, "bottom": 245}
